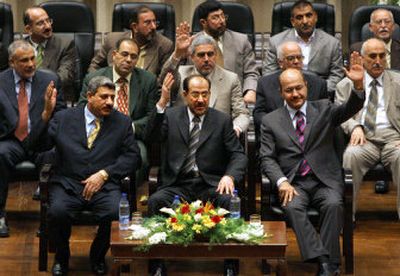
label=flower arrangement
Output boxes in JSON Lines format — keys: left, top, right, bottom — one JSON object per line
{"left": 127, "top": 200, "right": 267, "bottom": 251}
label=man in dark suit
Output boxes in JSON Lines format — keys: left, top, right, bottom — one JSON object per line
{"left": 33, "top": 76, "right": 141, "bottom": 276}
{"left": 253, "top": 41, "right": 328, "bottom": 133}
{"left": 0, "top": 42, "right": 8, "bottom": 71}
{"left": 146, "top": 74, "right": 247, "bottom": 276}
{"left": 259, "top": 64, "right": 365, "bottom": 275}
{"left": 88, "top": 5, "right": 173, "bottom": 77}
{"left": 79, "top": 38, "right": 158, "bottom": 186}
{"left": 23, "top": 6, "right": 76, "bottom": 100}
{"left": 0, "top": 40, "right": 65, "bottom": 237}
{"left": 350, "top": 8, "right": 400, "bottom": 71}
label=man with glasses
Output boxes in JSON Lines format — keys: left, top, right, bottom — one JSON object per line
{"left": 79, "top": 38, "right": 158, "bottom": 191}
{"left": 23, "top": 6, "right": 76, "bottom": 101}
{"left": 89, "top": 5, "right": 173, "bottom": 77}
{"left": 351, "top": 9, "right": 400, "bottom": 71}
{"left": 254, "top": 41, "right": 328, "bottom": 134}
{"left": 160, "top": 31, "right": 250, "bottom": 137}
{"left": 195, "top": 0, "right": 260, "bottom": 104}
{"left": 263, "top": 0, "right": 343, "bottom": 94}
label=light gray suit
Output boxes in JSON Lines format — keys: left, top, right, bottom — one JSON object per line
{"left": 263, "top": 29, "right": 343, "bottom": 92}
{"left": 335, "top": 70, "right": 400, "bottom": 217}
{"left": 160, "top": 56, "right": 250, "bottom": 132}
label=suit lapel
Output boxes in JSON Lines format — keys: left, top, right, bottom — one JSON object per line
{"left": 177, "top": 107, "right": 190, "bottom": 145}
{"left": 383, "top": 71, "right": 394, "bottom": 112}
{"left": 303, "top": 103, "right": 316, "bottom": 149}
{"left": 209, "top": 67, "right": 222, "bottom": 107}
{"left": 129, "top": 69, "right": 140, "bottom": 115}
{"left": 3, "top": 70, "right": 18, "bottom": 111}
{"left": 29, "top": 73, "right": 42, "bottom": 111}
{"left": 41, "top": 36, "right": 55, "bottom": 68}
{"left": 197, "top": 110, "right": 214, "bottom": 149}
{"left": 143, "top": 43, "right": 156, "bottom": 71}
{"left": 308, "top": 30, "right": 321, "bottom": 65}
{"left": 281, "top": 108, "right": 302, "bottom": 149}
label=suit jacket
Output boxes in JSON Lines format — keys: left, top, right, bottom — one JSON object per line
{"left": 33, "top": 105, "right": 140, "bottom": 194}
{"left": 160, "top": 57, "right": 250, "bottom": 131}
{"left": 25, "top": 34, "right": 76, "bottom": 90}
{"left": 78, "top": 67, "right": 159, "bottom": 141}
{"left": 263, "top": 29, "right": 343, "bottom": 92}
{"left": 0, "top": 42, "right": 8, "bottom": 72}
{"left": 0, "top": 68, "right": 66, "bottom": 142}
{"left": 259, "top": 89, "right": 365, "bottom": 192}
{"left": 350, "top": 39, "right": 400, "bottom": 71}
{"left": 335, "top": 70, "right": 400, "bottom": 135}
{"left": 88, "top": 31, "right": 173, "bottom": 76}
{"left": 145, "top": 106, "right": 247, "bottom": 188}
{"left": 253, "top": 69, "right": 328, "bottom": 131}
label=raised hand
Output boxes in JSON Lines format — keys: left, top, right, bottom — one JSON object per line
{"left": 174, "top": 21, "right": 194, "bottom": 59}
{"left": 158, "top": 72, "right": 174, "bottom": 109}
{"left": 42, "top": 81, "right": 57, "bottom": 122}
{"left": 344, "top": 51, "right": 364, "bottom": 90}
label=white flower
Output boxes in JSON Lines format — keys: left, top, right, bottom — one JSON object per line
{"left": 247, "top": 224, "right": 264, "bottom": 237}
{"left": 160, "top": 207, "right": 176, "bottom": 216}
{"left": 194, "top": 213, "right": 202, "bottom": 222}
{"left": 191, "top": 200, "right": 203, "bottom": 209}
{"left": 126, "top": 225, "right": 151, "bottom": 240}
{"left": 148, "top": 232, "right": 167, "bottom": 245}
{"left": 226, "top": 232, "right": 250, "bottom": 242}
{"left": 217, "top": 208, "right": 230, "bottom": 216}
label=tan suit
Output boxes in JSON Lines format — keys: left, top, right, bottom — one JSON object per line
{"left": 335, "top": 70, "right": 400, "bottom": 217}
{"left": 88, "top": 31, "right": 173, "bottom": 76}
{"left": 160, "top": 56, "right": 250, "bottom": 132}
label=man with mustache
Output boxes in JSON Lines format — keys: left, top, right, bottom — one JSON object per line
{"left": 195, "top": 0, "right": 260, "bottom": 104}
{"left": 89, "top": 5, "right": 173, "bottom": 77}
{"left": 23, "top": 6, "right": 76, "bottom": 100}
{"left": 159, "top": 31, "right": 250, "bottom": 137}
{"left": 32, "top": 76, "right": 141, "bottom": 275}
{"left": 263, "top": 0, "right": 343, "bottom": 94}
{"left": 350, "top": 9, "right": 400, "bottom": 72}
{"left": 336, "top": 38, "right": 400, "bottom": 221}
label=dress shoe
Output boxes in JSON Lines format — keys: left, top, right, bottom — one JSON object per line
{"left": 317, "top": 262, "right": 340, "bottom": 276}
{"left": 375, "top": 180, "right": 389, "bottom": 194}
{"left": 52, "top": 261, "right": 68, "bottom": 276}
{"left": 0, "top": 217, "right": 9, "bottom": 237}
{"left": 32, "top": 186, "right": 40, "bottom": 200}
{"left": 91, "top": 260, "right": 107, "bottom": 275}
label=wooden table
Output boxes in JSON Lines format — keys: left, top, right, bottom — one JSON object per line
{"left": 110, "top": 221, "right": 287, "bottom": 275}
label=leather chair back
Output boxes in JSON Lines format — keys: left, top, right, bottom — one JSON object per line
{"left": 112, "top": 2, "right": 176, "bottom": 42}
{"left": 191, "top": 1, "right": 255, "bottom": 48}
{"left": 349, "top": 5, "right": 400, "bottom": 46}
{"left": 0, "top": 3, "right": 13, "bottom": 49}
{"left": 271, "top": 2, "right": 335, "bottom": 36}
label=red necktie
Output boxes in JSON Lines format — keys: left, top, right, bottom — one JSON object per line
{"left": 14, "top": 80, "right": 29, "bottom": 141}
{"left": 295, "top": 111, "right": 311, "bottom": 176}
{"left": 116, "top": 78, "right": 129, "bottom": 115}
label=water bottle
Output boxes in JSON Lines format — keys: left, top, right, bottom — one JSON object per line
{"left": 171, "top": 195, "right": 180, "bottom": 210}
{"left": 229, "top": 190, "right": 241, "bottom": 219}
{"left": 119, "top": 193, "right": 130, "bottom": 230}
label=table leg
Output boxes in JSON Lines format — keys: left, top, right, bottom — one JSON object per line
{"left": 276, "top": 258, "right": 287, "bottom": 276}
{"left": 111, "top": 260, "right": 121, "bottom": 276}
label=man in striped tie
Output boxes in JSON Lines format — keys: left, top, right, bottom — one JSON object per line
{"left": 259, "top": 61, "right": 366, "bottom": 275}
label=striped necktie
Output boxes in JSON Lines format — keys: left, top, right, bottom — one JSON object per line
{"left": 36, "top": 44, "right": 44, "bottom": 68}
{"left": 364, "top": 79, "right": 378, "bottom": 134}
{"left": 181, "top": 116, "right": 201, "bottom": 175}
{"left": 87, "top": 119, "right": 100, "bottom": 149}
{"left": 14, "top": 80, "right": 29, "bottom": 141}
{"left": 295, "top": 111, "right": 311, "bottom": 176}
{"left": 116, "top": 77, "right": 129, "bottom": 115}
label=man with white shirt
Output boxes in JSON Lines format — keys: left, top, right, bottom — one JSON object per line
{"left": 263, "top": 0, "right": 343, "bottom": 93}
{"left": 79, "top": 38, "right": 158, "bottom": 185}
{"left": 336, "top": 38, "right": 400, "bottom": 219}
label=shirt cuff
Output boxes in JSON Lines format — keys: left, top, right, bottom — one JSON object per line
{"left": 277, "top": 177, "right": 288, "bottom": 187}
{"left": 156, "top": 103, "right": 166, "bottom": 113}
{"left": 131, "top": 122, "right": 135, "bottom": 133}
{"left": 233, "top": 125, "right": 242, "bottom": 133}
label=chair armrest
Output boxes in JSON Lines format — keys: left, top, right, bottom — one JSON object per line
{"left": 39, "top": 164, "right": 52, "bottom": 202}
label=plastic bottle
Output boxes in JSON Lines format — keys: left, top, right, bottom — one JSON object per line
{"left": 119, "top": 193, "right": 130, "bottom": 230}
{"left": 171, "top": 195, "right": 180, "bottom": 210}
{"left": 229, "top": 190, "right": 241, "bottom": 219}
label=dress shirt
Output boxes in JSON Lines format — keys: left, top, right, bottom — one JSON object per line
{"left": 13, "top": 70, "right": 33, "bottom": 133}
{"left": 295, "top": 29, "right": 316, "bottom": 70}
{"left": 84, "top": 105, "right": 101, "bottom": 137}
{"left": 361, "top": 73, "right": 390, "bottom": 130}
{"left": 29, "top": 37, "right": 47, "bottom": 57}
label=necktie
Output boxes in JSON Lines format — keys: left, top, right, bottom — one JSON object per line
{"left": 14, "top": 80, "right": 29, "bottom": 141}
{"left": 364, "top": 79, "right": 378, "bottom": 134}
{"left": 87, "top": 119, "right": 100, "bottom": 149}
{"left": 215, "top": 38, "right": 224, "bottom": 67}
{"left": 295, "top": 111, "right": 311, "bottom": 176}
{"left": 36, "top": 44, "right": 44, "bottom": 68}
{"left": 181, "top": 116, "right": 201, "bottom": 175}
{"left": 116, "top": 77, "right": 129, "bottom": 115}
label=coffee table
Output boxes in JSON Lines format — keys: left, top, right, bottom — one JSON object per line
{"left": 110, "top": 221, "right": 287, "bottom": 275}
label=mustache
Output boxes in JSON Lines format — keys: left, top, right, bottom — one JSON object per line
{"left": 372, "top": 63, "right": 383, "bottom": 69}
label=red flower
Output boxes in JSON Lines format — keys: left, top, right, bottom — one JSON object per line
{"left": 195, "top": 207, "right": 204, "bottom": 214}
{"left": 211, "top": 215, "right": 221, "bottom": 224}
{"left": 181, "top": 204, "right": 191, "bottom": 214}
{"left": 170, "top": 217, "right": 178, "bottom": 223}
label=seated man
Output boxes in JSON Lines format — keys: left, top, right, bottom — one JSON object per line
{"left": 0, "top": 40, "right": 65, "bottom": 237}
{"left": 253, "top": 41, "right": 328, "bottom": 133}
{"left": 33, "top": 76, "right": 141, "bottom": 275}
{"left": 336, "top": 38, "right": 400, "bottom": 219}
{"left": 159, "top": 30, "right": 250, "bottom": 136}
{"left": 259, "top": 65, "right": 365, "bottom": 275}
{"left": 146, "top": 74, "right": 247, "bottom": 276}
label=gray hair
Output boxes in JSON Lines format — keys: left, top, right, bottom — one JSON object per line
{"left": 370, "top": 8, "right": 394, "bottom": 23}
{"left": 8, "top": 40, "right": 35, "bottom": 59}
{"left": 277, "top": 41, "right": 301, "bottom": 60}
{"left": 87, "top": 76, "right": 115, "bottom": 94}
{"left": 189, "top": 33, "right": 217, "bottom": 55}
{"left": 360, "top": 38, "right": 385, "bottom": 56}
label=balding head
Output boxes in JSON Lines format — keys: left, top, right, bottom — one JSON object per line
{"left": 361, "top": 38, "right": 386, "bottom": 78}
{"left": 277, "top": 41, "right": 304, "bottom": 70}
{"left": 279, "top": 68, "right": 308, "bottom": 110}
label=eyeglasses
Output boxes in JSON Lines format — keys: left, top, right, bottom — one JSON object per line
{"left": 372, "top": 19, "right": 393, "bottom": 26}
{"left": 209, "top": 13, "right": 228, "bottom": 22}
{"left": 143, "top": 19, "right": 160, "bottom": 27}
{"left": 195, "top": 51, "right": 215, "bottom": 58}
{"left": 117, "top": 51, "right": 139, "bottom": 60}
{"left": 34, "top": 17, "right": 53, "bottom": 28}
{"left": 189, "top": 91, "right": 210, "bottom": 99}
{"left": 285, "top": 55, "right": 304, "bottom": 62}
